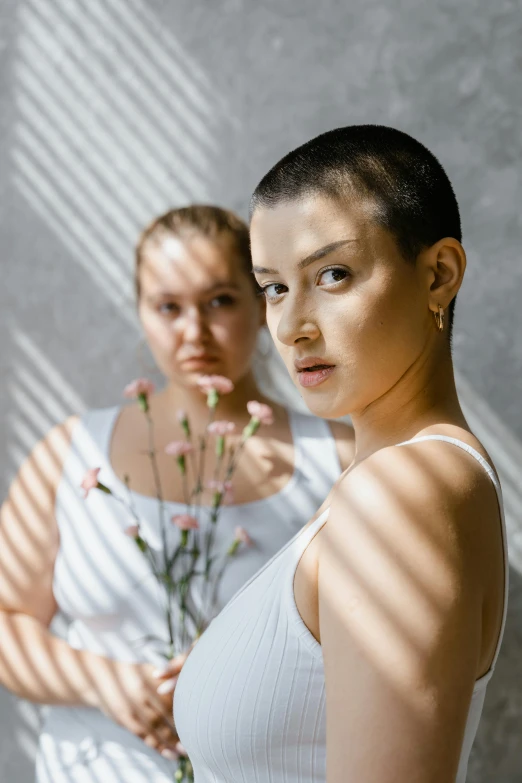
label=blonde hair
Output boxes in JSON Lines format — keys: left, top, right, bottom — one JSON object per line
{"left": 135, "top": 204, "right": 253, "bottom": 298}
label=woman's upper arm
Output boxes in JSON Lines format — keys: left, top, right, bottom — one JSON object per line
{"left": 328, "top": 420, "right": 356, "bottom": 471}
{"left": 319, "top": 445, "right": 484, "bottom": 783}
{"left": 0, "top": 417, "right": 78, "bottom": 625}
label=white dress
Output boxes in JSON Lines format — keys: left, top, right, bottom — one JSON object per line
{"left": 35, "top": 405, "right": 342, "bottom": 783}
{"left": 174, "top": 436, "right": 508, "bottom": 783}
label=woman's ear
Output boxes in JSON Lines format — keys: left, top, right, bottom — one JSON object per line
{"left": 421, "top": 237, "right": 466, "bottom": 312}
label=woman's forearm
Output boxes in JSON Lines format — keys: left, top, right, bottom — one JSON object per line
{"left": 0, "top": 610, "right": 115, "bottom": 708}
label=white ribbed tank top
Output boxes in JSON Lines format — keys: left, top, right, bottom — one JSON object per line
{"left": 174, "top": 436, "right": 508, "bottom": 783}
{"left": 37, "top": 405, "right": 342, "bottom": 783}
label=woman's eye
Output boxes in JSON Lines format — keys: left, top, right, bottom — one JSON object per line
{"left": 317, "top": 267, "right": 349, "bottom": 286}
{"left": 158, "top": 302, "right": 180, "bottom": 315}
{"left": 209, "top": 294, "right": 235, "bottom": 308}
{"left": 262, "top": 283, "right": 287, "bottom": 300}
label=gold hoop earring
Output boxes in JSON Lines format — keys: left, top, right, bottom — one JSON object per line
{"left": 433, "top": 304, "right": 445, "bottom": 332}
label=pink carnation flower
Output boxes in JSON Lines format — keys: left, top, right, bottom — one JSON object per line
{"left": 247, "top": 401, "right": 274, "bottom": 426}
{"left": 196, "top": 375, "right": 234, "bottom": 395}
{"left": 124, "top": 525, "right": 140, "bottom": 538}
{"left": 80, "top": 468, "right": 101, "bottom": 498}
{"left": 123, "top": 378, "right": 155, "bottom": 399}
{"left": 177, "top": 409, "right": 187, "bottom": 423}
{"left": 207, "top": 479, "right": 234, "bottom": 504}
{"left": 171, "top": 514, "right": 199, "bottom": 531}
{"left": 228, "top": 525, "right": 254, "bottom": 554}
{"left": 235, "top": 526, "right": 253, "bottom": 547}
{"left": 165, "top": 441, "right": 194, "bottom": 457}
{"left": 207, "top": 420, "right": 236, "bottom": 436}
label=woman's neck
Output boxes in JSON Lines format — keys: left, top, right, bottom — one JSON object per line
{"left": 351, "top": 345, "right": 468, "bottom": 464}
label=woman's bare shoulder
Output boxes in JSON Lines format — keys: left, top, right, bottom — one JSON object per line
{"left": 331, "top": 435, "right": 499, "bottom": 531}
{"left": 39, "top": 415, "right": 81, "bottom": 473}
{"left": 2, "top": 414, "right": 80, "bottom": 515}
{"left": 324, "top": 435, "right": 501, "bottom": 598}
{"left": 0, "top": 415, "right": 80, "bottom": 620}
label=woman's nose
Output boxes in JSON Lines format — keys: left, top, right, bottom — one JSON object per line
{"left": 176, "top": 308, "right": 208, "bottom": 343}
{"left": 276, "top": 295, "right": 320, "bottom": 346}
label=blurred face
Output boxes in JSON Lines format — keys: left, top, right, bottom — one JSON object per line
{"left": 250, "top": 195, "right": 434, "bottom": 419}
{"left": 138, "top": 232, "right": 264, "bottom": 387}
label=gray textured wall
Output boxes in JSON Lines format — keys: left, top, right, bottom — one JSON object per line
{"left": 1, "top": 0, "right": 522, "bottom": 780}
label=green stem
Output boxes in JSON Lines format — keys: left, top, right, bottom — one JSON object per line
{"left": 213, "top": 445, "right": 224, "bottom": 483}
{"left": 116, "top": 481, "right": 161, "bottom": 580}
{"left": 223, "top": 434, "right": 247, "bottom": 483}
{"left": 183, "top": 424, "right": 199, "bottom": 495}
{"left": 178, "top": 542, "right": 199, "bottom": 651}
{"left": 207, "top": 553, "right": 232, "bottom": 619}
{"left": 145, "top": 411, "right": 174, "bottom": 650}
{"left": 181, "top": 470, "right": 191, "bottom": 508}
{"left": 194, "top": 432, "right": 249, "bottom": 629}
{"left": 191, "top": 403, "right": 216, "bottom": 581}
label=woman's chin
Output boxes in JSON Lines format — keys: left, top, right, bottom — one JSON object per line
{"left": 296, "top": 380, "right": 354, "bottom": 420}
{"left": 298, "top": 391, "right": 343, "bottom": 420}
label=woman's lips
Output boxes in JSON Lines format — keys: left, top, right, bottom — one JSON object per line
{"left": 181, "top": 356, "right": 219, "bottom": 370}
{"left": 297, "top": 365, "right": 336, "bottom": 388}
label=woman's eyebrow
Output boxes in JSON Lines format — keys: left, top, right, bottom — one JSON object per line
{"left": 146, "top": 282, "right": 241, "bottom": 300}
{"left": 296, "top": 238, "right": 358, "bottom": 269}
{"left": 253, "top": 238, "right": 358, "bottom": 275}
{"left": 205, "top": 281, "right": 242, "bottom": 293}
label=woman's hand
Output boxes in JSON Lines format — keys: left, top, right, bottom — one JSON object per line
{"left": 152, "top": 652, "right": 189, "bottom": 696}
{"left": 150, "top": 653, "right": 190, "bottom": 758}
{"left": 92, "top": 659, "right": 183, "bottom": 757}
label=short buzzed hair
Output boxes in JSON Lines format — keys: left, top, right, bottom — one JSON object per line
{"left": 251, "top": 125, "right": 461, "bottom": 335}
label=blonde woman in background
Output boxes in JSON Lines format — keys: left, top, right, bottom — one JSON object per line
{"left": 0, "top": 205, "right": 354, "bottom": 783}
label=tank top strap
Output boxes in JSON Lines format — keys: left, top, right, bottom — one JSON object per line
{"left": 397, "top": 434, "right": 500, "bottom": 487}
{"left": 78, "top": 405, "right": 121, "bottom": 459}
{"left": 397, "top": 434, "right": 508, "bottom": 675}
{"left": 288, "top": 409, "right": 341, "bottom": 481}
{"left": 292, "top": 506, "right": 331, "bottom": 559}
{"left": 63, "top": 406, "right": 121, "bottom": 485}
